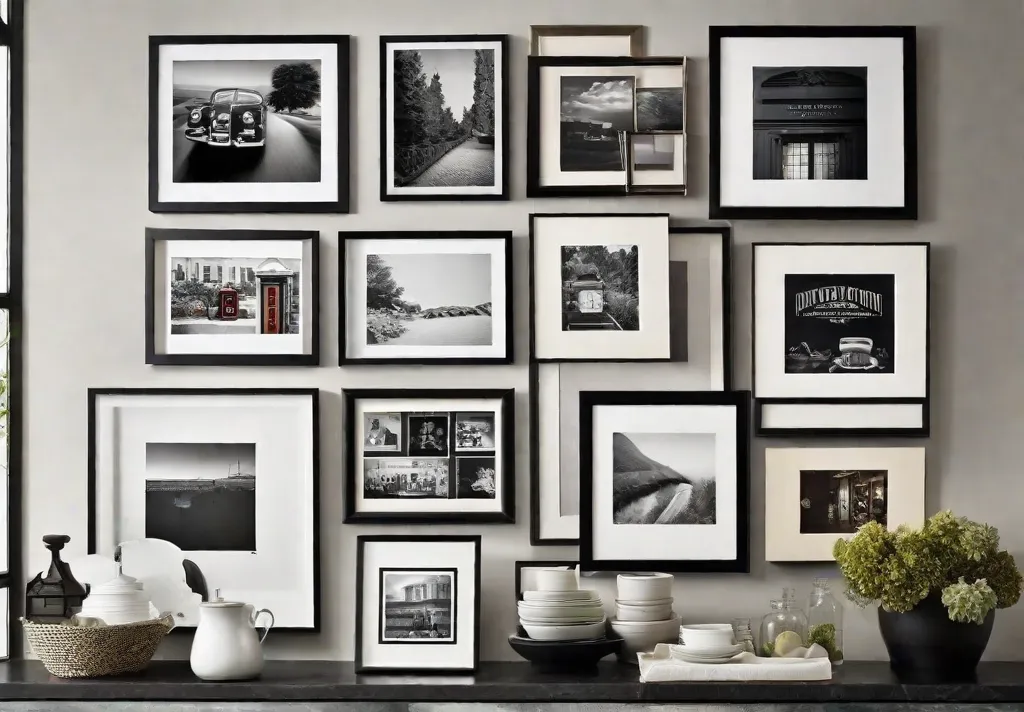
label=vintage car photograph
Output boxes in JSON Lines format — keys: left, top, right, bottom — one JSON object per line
{"left": 560, "top": 244, "right": 640, "bottom": 331}
{"left": 184, "top": 88, "right": 268, "bottom": 148}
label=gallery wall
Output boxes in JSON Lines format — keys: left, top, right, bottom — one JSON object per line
{"left": 21, "top": 0, "right": 1024, "bottom": 660}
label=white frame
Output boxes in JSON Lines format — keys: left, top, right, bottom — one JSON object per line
{"left": 90, "top": 391, "right": 317, "bottom": 629}
{"left": 532, "top": 214, "right": 671, "bottom": 361}
{"left": 764, "top": 447, "right": 926, "bottom": 562}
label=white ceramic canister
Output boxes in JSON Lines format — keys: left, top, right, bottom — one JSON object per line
{"left": 79, "top": 572, "right": 154, "bottom": 625}
{"left": 190, "top": 590, "right": 274, "bottom": 681}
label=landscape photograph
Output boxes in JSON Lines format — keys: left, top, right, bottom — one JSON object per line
{"left": 171, "top": 58, "right": 322, "bottom": 183}
{"left": 559, "top": 76, "right": 634, "bottom": 171}
{"left": 365, "top": 252, "right": 493, "bottom": 347}
{"left": 635, "top": 87, "right": 685, "bottom": 132}
{"left": 611, "top": 432, "right": 717, "bottom": 525}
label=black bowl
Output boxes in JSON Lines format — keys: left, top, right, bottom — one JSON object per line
{"left": 508, "top": 627, "right": 622, "bottom": 672}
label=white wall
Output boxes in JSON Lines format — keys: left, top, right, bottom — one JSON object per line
{"left": 22, "top": 0, "right": 1024, "bottom": 661}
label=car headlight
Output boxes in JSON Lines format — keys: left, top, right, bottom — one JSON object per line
{"left": 189, "top": 109, "right": 201, "bottom": 121}
{"left": 217, "top": 112, "right": 230, "bottom": 122}
{"left": 242, "top": 111, "right": 254, "bottom": 125}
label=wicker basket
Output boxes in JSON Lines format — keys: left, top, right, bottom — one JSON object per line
{"left": 21, "top": 615, "right": 174, "bottom": 678}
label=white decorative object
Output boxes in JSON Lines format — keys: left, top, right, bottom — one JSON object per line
{"left": 78, "top": 570, "right": 158, "bottom": 626}
{"left": 639, "top": 643, "right": 832, "bottom": 682}
{"left": 118, "top": 539, "right": 204, "bottom": 627}
{"left": 190, "top": 589, "right": 274, "bottom": 681}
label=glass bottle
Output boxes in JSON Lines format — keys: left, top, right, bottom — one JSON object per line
{"left": 758, "top": 588, "right": 808, "bottom": 657}
{"left": 731, "top": 617, "right": 756, "bottom": 655}
{"left": 806, "top": 577, "right": 844, "bottom": 665}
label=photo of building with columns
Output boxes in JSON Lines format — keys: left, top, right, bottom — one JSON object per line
{"left": 380, "top": 570, "right": 455, "bottom": 642}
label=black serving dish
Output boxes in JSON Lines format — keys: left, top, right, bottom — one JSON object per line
{"left": 508, "top": 626, "right": 622, "bottom": 672}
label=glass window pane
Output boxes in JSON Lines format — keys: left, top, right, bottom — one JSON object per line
{"left": 783, "top": 142, "right": 809, "bottom": 180}
{"left": 813, "top": 141, "right": 839, "bottom": 180}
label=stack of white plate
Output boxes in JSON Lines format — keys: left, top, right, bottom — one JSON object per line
{"left": 671, "top": 623, "right": 744, "bottom": 664}
{"left": 517, "top": 567, "right": 606, "bottom": 642}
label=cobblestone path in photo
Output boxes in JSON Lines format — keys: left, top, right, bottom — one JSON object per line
{"left": 409, "top": 138, "right": 495, "bottom": 187}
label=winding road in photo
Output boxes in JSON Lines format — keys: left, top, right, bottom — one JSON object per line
{"left": 172, "top": 112, "right": 321, "bottom": 183}
{"left": 408, "top": 138, "right": 495, "bottom": 188}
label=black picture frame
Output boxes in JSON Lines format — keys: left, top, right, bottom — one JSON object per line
{"left": 343, "top": 389, "right": 515, "bottom": 524}
{"left": 529, "top": 212, "right": 673, "bottom": 364}
{"left": 379, "top": 34, "right": 509, "bottom": 202}
{"left": 527, "top": 56, "right": 687, "bottom": 198}
{"left": 355, "top": 534, "right": 482, "bottom": 674}
{"left": 338, "top": 231, "right": 514, "bottom": 365}
{"left": 377, "top": 567, "right": 458, "bottom": 645}
{"left": 578, "top": 390, "right": 750, "bottom": 573}
{"left": 148, "top": 34, "right": 350, "bottom": 214}
{"left": 751, "top": 241, "right": 931, "bottom": 437}
{"left": 708, "top": 25, "right": 918, "bottom": 220}
{"left": 145, "top": 228, "right": 320, "bottom": 366}
{"left": 86, "top": 388, "right": 321, "bottom": 633}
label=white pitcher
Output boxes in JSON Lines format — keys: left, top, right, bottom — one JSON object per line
{"left": 190, "top": 590, "right": 274, "bottom": 681}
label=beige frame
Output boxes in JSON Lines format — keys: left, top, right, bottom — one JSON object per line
{"left": 764, "top": 447, "right": 925, "bottom": 562}
{"left": 530, "top": 25, "right": 645, "bottom": 56}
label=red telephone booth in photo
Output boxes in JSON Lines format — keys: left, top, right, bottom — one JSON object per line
{"left": 217, "top": 285, "right": 239, "bottom": 321}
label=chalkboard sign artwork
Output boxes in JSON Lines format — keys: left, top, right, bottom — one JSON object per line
{"left": 784, "top": 273, "right": 894, "bottom": 374}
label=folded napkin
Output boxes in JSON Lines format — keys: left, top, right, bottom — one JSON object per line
{"left": 638, "top": 643, "right": 833, "bottom": 682}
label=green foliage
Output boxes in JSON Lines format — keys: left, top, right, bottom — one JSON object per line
{"left": 365, "top": 309, "right": 407, "bottom": 343}
{"left": 833, "top": 511, "right": 1023, "bottom": 619}
{"left": 760, "top": 641, "right": 775, "bottom": 657}
{"left": 942, "top": 577, "right": 998, "bottom": 625}
{"left": 266, "top": 62, "right": 321, "bottom": 112}
{"left": 807, "top": 623, "right": 843, "bottom": 662}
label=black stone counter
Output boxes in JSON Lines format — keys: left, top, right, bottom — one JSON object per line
{"left": 0, "top": 661, "right": 1022, "bottom": 703}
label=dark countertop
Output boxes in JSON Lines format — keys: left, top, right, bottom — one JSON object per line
{"left": 0, "top": 660, "right": 1023, "bottom": 703}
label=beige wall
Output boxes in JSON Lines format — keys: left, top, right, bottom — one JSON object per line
{"left": 22, "top": 0, "right": 1024, "bottom": 661}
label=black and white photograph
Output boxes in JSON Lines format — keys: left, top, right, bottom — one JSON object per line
{"left": 150, "top": 36, "right": 349, "bottom": 213}
{"left": 784, "top": 273, "right": 894, "bottom": 374}
{"left": 635, "top": 87, "right": 685, "bottom": 132}
{"left": 561, "top": 244, "right": 640, "bottom": 332}
{"left": 710, "top": 27, "right": 916, "bottom": 219}
{"left": 408, "top": 415, "right": 450, "bottom": 456}
{"left": 341, "top": 232, "right": 512, "bottom": 365}
{"left": 579, "top": 390, "right": 749, "bottom": 573}
{"left": 364, "top": 413, "right": 402, "bottom": 451}
{"left": 365, "top": 253, "right": 492, "bottom": 348}
{"left": 145, "top": 442, "right": 256, "bottom": 552}
{"left": 559, "top": 76, "right": 634, "bottom": 172}
{"left": 612, "top": 433, "right": 716, "bottom": 525}
{"left": 800, "top": 469, "right": 888, "bottom": 534}
{"left": 456, "top": 457, "right": 497, "bottom": 499}
{"left": 632, "top": 134, "right": 675, "bottom": 171}
{"left": 171, "top": 59, "right": 323, "bottom": 184}
{"left": 90, "top": 389, "right": 319, "bottom": 630}
{"left": 382, "top": 35, "right": 507, "bottom": 200}
{"left": 455, "top": 413, "right": 495, "bottom": 451}
{"left": 363, "top": 459, "right": 449, "bottom": 499}
{"left": 752, "top": 66, "right": 867, "bottom": 180}
{"left": 344, "top": 391, "right": 514, "bottom": 523}
{"left": 379, "top": 569, "right": 456, "bottom": 643}
{"left": 169, "top": 255, "right": 302, "bottom": 336}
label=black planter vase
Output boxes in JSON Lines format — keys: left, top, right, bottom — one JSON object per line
{"left": 878, "top": 592, "right": 994, "bottom": 683}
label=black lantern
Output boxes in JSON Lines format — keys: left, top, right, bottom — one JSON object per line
{"left": 25, "top": 534, "right": 87, "bottom": 622}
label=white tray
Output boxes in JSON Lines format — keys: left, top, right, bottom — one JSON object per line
{"left": 638, "top": 643, "right": 833, "bottom": 682}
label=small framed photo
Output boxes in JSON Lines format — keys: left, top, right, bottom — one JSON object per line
{"left": 764, "top": 447, "right": 926, "bottom": 562}
{"left": 88, "top": 388, "right": 319, "bottom": 631}
{"left": 527, "top": 56, "right": 687, "bottom": 197}
{"left": 530, "top": 25, "right": 645, "bottom": 57}
{"left": 339, "top": 231, "right": 512, "bottom": 365}
{"left": 752, "top": 242, "right": 930, "bottom": 436}
{"left": 344, "top": 389, "right": 514, "bottom": 524}
{"left": 355, "top": 535, "right": 481, "bottom": 674}
{"left": 530, "top": 213, "right": 671, "bottom": 362}
{"left": 530, "top": 227, "right": 733, "bottom": 545}
{"left": 380, "top": 35, "right": 508, "bottom": 201}
{"left": 146, "top": 228, "right": 319, "bottom": 366}
{"left": 709, "top": 26, "right": 917, "bottom": 219}
{"left": 579, "top": 390, "right": 750, "bottom": 573}
{"left": 148, "top": 35, "right": 350, "bottom": 213}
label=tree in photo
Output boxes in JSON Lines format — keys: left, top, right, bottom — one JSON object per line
{"left": 366, "top": 255, "right": 404, "bottom": 309}
{"left": 266, "top": 62, "right": 321, "bottom": 113}
{"left": 471, "top": 49, "right": 495, "bottom": 136}
{"left": 393, "top": 50, "right": 429, "bottom": 148}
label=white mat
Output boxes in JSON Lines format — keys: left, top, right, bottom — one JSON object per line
{"left": 638, "top": 643, "right": 833, "bottom": 682}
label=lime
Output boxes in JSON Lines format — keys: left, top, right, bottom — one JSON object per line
{"left": 773, "top": 630, "right": 804, "bottom": 656}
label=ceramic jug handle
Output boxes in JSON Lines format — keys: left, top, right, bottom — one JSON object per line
{"left": 254, "top": 608, "right": 275, "bottom": 644}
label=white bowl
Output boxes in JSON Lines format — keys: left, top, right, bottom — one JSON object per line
{"left": 521, "top": 617, "right": 606, "bottom": 642}
{"left": 609, "top": 615, "right": 681, "bottom": 663}
{"left": 680, "top": 623, "right": 736, "bottom": 650}
{"left": 615, "top": 597, "right": 673, "bottom": 607}
{"left": 614, "top": 602, "right": 673, "bottom": 622}
{"left": 523, "top": 590, "right": 598, "bottom": 603}
{"left": 616, "top": 573, "right": 673, "bottom": 602}
{"left": 533, "top": 567, "right": 578, "bottom": 592}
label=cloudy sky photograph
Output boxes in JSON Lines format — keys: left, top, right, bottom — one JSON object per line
{"left": 560, "top": 75, "right": 634, "bottom": 129}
